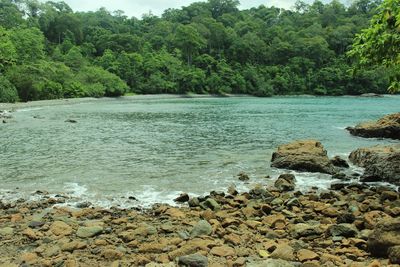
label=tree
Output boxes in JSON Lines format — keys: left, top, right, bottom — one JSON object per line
{"left": 0, "top": 27, "right": 17, "bottom": 72}
{"left": 9, "top": 27, "right": 45, "bottom": 63}
{"left": 0, "top": 75, "right": 18, "bottom": 102}
{"left": 174, "top": 24, "right": 206, "bottom": 66}
{"left": 348, "top": 0, "right": 400, "bottom": 92}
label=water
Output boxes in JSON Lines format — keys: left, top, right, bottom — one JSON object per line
{"left": 1, "top": 95, "right": 399, "bottom": 207}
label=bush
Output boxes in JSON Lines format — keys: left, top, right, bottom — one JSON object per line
{"left": 0, "top": 76, "right": 18, "bottom": 103}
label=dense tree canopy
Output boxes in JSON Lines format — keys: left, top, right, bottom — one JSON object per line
{"left": 0, "top": 0, "right": 395, "bottom": 103}
{"left": 348, "top": 0, "right": 399, "bottom": 92}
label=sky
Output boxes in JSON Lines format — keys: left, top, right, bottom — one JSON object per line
{"left": 44, "top": 0, "right": 338, "bottom": 18}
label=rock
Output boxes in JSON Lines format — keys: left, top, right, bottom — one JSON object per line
{"left": 210, "top": 246, "right": 235, "bottom": 257}
{"left": 297, "top": 249, "right": 319, "bottom": 262}
{"left": 188, "top": 197, "right": 200, "bottom": 207}
{"left": 102, "top": 249, "right": 124, "bottom": 260}
{"left": 76, "top": 226, "right": 103, "bottom": 238}
{"left": 388, "top": 246, "right": 400, "bottom": 264}
{"left": 76, "top": 202, "right": 91, "bottom": 208}
{"left": 247, "top": 259, "right": 295, "bottom": 267}
{"left": 61, "top": 240, "right": 87, "bottom": 252}
{"left": 274, "top": 174, "right": 296, "bottom": 191}
{"left": 364, "top": 211, "right": 392, "bottom": 229}
{"left": 0, "top": 227, "right": 14, "bottom": 236}
{"left": 238, "top": 172, "right": 250, "bottom": 181}
{"left": 380, "top": 191, "right": 399, "bottom": 201}
{"left": 346, "top": 113, "right": 400, "bottom": 140}
{"left": 337, "top": 213, "right": 356, "bottom": 224}
{"left": 175, "top": 193, "right": 190, "bottom": 203}
{"left": 50, "top": 221, "right": 73, "bottom": 236}
{"left": 190, "top": 220, "right": 212, "bottom": 237}
{"left": 349, "top": 144, "right": 400, "bottom": 184}
{"left": 328, "top": 224, "right": 358, "bottom": 237}
{"left": 330, "top": 156, "right": 350, "bottom": 168}
{"left": 271, "top": 140, "right": 336, "bottom": 174}
{"left": 200, "top": 198, "right": 220, "bottom": 211}
{"left": 368, "top": 218, "right": 400, "bottom": 257}
{"left": 290, "top": 223, "right": 323, "bottom": 238}
{"left": 177, "top": 253, "right": 208, "bottom": 267}
{"left": 270, "top": 244, "right": 295, "bottom": 261}
{"left": 65, "top": 119, "right": 78, "bottom": 123}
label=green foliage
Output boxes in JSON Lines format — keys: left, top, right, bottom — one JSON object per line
{"left": 0, "top": 0, "right": 394, "bottom": 102}
{"left": 348, "top": 0, "right": 400, "bottom": 92}
{"left": 0, "top": 75, "right": 18, "bottom": 103}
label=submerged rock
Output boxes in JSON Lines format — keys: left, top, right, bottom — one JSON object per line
{"left": 349, "top": 144, "right": 400, "bottom": 185}
{"left": 271, "top": 140, "right": 336, "bottom": 174}
{"left": 346, "top": 113, "right": 400, "bottom": 140}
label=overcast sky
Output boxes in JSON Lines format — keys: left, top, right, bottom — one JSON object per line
{"left": 45, "top": 0, "right": 340, "bottom": 18}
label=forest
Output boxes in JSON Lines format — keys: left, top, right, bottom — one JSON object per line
{"left": 0, "top": 0, "right": 395, "bottom": 102}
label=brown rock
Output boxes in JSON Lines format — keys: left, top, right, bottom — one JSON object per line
{"left": 165, "top": 208, "right": 186, "bottom": 218}
{"left": 224, "top": 233, "right": 241, "bottom": 246}
{"left": 61, "top": 240, "right": 87, "bottom": 252}
{"left": 346, "top": 113, "right": 400, "bottom": 140}
{"left": 22, "top": 228, "right": 42, "bottom": 240}
{"left": 271, "top": 140, "right": 336, "bottom": 174}
{"left": 270, "top": 244, "right": 295, "bottom": 261}
{"left": 364, "top": 211, "right": 392, "bottom": 229}
{"left": 210, "top": 246, "right": 235, "bottom": 257}
{"left": 20, "top": 253, "right": 38, "bottom": 265}
{"left": 102, "top": 249, "right": 124, "bottom": 260}
{"left": 50, "top": 221, "right": 73, "bottom": 236}
{"left": 297, "top": 249, "right": 319, "bottom": 262}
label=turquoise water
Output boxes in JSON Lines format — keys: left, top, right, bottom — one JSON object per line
{"left": 1, "top": 96, "right": 399, "bottom": 206}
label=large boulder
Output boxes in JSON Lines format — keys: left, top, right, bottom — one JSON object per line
{"left": 349, "top": 144, "right": 400, "bottom": 185}
{"left": 368, "top": 218, "right": 400, "bottom": 257}
{"left": 271, "top": 140, "right": 336, "bottom": 174}
{"left": 346, "top": 113, "right": 400, "bottom": 140}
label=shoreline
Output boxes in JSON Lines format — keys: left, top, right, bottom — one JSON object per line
{"left": 1, "top": 93, "right": 398, "bottom": 112}
{"left": 0, "top": 180, "right": 399, "bottom": 266}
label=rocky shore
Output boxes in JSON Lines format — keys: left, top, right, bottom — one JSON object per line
{"left": 346, "top": 113, "right": 400, "bottom": 140}
{"left": 0, "top": 176, "right": 399, "bottom": 267}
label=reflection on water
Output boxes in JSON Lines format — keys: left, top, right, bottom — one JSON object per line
{"left": 1, "top": 96, "right": 399, "bottom": 206}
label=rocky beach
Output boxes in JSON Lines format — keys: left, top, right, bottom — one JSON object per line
{"left": 0, "top": 176, "right": 399, "bottom": 267}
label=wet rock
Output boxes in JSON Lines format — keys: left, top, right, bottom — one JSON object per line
{"left": 76, "top": 202, "right": 92, "bottom": 208}
{"left": 346, "top": 112, "right": 400, "bottom": 140}
{"left": 380, "top": 191, "right": 399, "bottom": 202}
{"left": 65, "top": 119, "right": 78, "bottom": 123}
{"left": 368, "top": 218, "right": 400, "bottom": 257}
{"left": 200, "top": 198, "right": 220, "bottom": 211}
{"left": 349, "top": 144, "right": 400, "bottom": 184}
{"left": 330, "top": 156, "right": 350, "bottom": 168}
{"left": 175, "top": 193, "right": 190, "bottom": 203}
{"left": 177, "top": 253, "right": 208, "bottom": 267}
{"left": 188, "top": 197, "right": 200, "bottom": 207}
{"left": 190, "top": 220, "right": 212, "bottom": 237}
{"left": 238, "top": 172, "right": 250, "bottom": 181}
{"left": 249, "top": 184, "right": 274, "bottom": 199}
{"left": 275, "top": 174, "right": 296, "bottom": 192}
{"left": 76, "top": 226, "right": 103, "bottom": 238}
{"left": 328, "top": 224, "right": 358, "bottom": 237}
{"left": 271, "top": 140, "right": 336, "bottom": 174}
